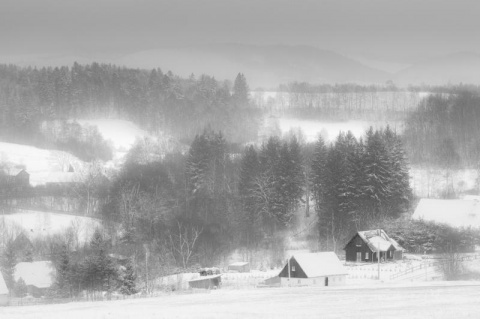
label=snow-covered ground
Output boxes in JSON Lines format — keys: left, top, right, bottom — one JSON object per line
{"left": 0, "top": 209, "right": 103, "bottom": 244}
{"left": 410, "top": 167, "right": 478, "bottom": 198}
{"left": 76, "top": 119, "right": 150, "bottom": 152}
{"left": 1, "top": 282, "right": 479, "bottom": 318}
{"left": 260, "top": 116, "right": 403, "bottom": 143}
{"left": 0, "top": 142, "right": 84, "bottom": 187}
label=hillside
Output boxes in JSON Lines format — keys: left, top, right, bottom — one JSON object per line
{"left": 116, "top": 44, "right": 391, "bottom": 88}
{"left": 395, "top": 52, "right": 480, "bottom": 86}
{"left": 0, "top": 142, "right": 84, "bottom": 186}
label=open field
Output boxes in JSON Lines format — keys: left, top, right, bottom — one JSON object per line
{"left": 1, "top": 282, "right": 479, "bottom": 319}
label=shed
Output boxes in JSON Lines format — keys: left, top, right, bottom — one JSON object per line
{"left": 14, "top": 261, "right": 55, "bottom": 297}
{"left": 344, "top": 229, "right": 404, "bottom": 262}
{"left": 188, "top": 274, "right": 222, "bottom": 289}
{"left": 0, "top": 273, "right": 8, "bottom": 306}
{"left": 228, "top": 262, "right": 250, "bottom": 273}
{"left": 412, "top": 198, "right": 480, "bottom": 229}
{"left": 278, "top": 252, "right": 347, "bottom": 287}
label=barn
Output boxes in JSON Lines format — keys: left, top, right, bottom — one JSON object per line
{"left": 278, "top": 252, "right": 347, "bottom": 287}
{"left": 188, "top": 274, "right": 222, "bottom": 289}
{"left": 344, "top": 229, "right": 404, "bottom": 262}
{"left": 3, "top": 168, "right": 30, "bottom": 188}
{"left": 0, "top": 272, "right": 9, "bottom": 306}
{"left": 14, "top": 261, "right": 55, "bottom": 297}
{"left": 228, "top": 262, "right": 250, "bottom": 273}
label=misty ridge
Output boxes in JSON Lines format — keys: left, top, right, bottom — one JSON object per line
{"left": 1, "top": 0, "right": 480, "bottom": 314}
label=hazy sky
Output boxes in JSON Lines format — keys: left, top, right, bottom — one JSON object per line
{"left": 1, "top": 0, "right": 479, "bottom": 63}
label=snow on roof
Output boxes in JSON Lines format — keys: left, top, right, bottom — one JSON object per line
{"left": 3, "top": 168, "right": 27, "bottom": 176}
{"left": 0, "top": 272, "right": 8, "bottom": 295}
{"left": 229, "top": 262, "right": 249, "bottom": 267}
{"left": 356, "top": 229, "right": 402, "bottom": 252}
{"left": 412, "top": 198, "right": 480, "bottom": 228}
{"left": 188, "top": 274, "right": 222, "bottom": 282}
{"left": 291, "top": 252, "right": 347, "bottom": 278}
{"left": 14, "top": 261, "right": 55, "bottom": 289}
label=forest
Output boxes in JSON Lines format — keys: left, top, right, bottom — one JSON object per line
{"left": 2, "top": 62, "right": 480, "bottom": 296}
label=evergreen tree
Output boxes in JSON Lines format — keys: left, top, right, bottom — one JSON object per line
{"left": 54, "top": 244, "right": 71, "bottom": 297}
{"left": 232, "top": 73, "right": 249, "bottom": 106}
{"left": 13, "top": 277, "right": 27, "bottom": 298}
{"left": 1, "top": 241, "right": 17, "bottom": 290}
{"left": 119, "top": 260, "right": 137, "bottom": 295}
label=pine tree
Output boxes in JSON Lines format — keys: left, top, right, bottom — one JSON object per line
{"left": 119, "top": 261, "right": 137, "bottom": 295}
{"left": 1, "top": 241, "right": 17, "bottom": 290}
{"left": 232, "top": 73, "right": 249, "bottom": 106}
{"left": 54, "top": 244, "right": 71, "bottom": 297}
{"left": 13, "top": 277, "right": 27, "bottom": 298}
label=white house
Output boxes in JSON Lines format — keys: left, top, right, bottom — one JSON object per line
{"left": 278, "top": 252, "right": 347, "bottom": 287}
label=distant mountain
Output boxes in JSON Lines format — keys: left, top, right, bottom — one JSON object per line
{"left": 116, "top": 44, "right": 391, "bottom": 88}
{"left": 394, "top": 52, "right": 480, "bottom": 85}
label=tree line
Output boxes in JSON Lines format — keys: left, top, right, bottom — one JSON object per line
{"left": 0, "top": 63, "right": 259, "bottom": 150}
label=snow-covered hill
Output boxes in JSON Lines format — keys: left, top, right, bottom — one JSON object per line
{"left": 0, "top": 209, "right": 104, "bottom": 244}
{"left": 0, "top": 142, "right": 84, "bottom": 186}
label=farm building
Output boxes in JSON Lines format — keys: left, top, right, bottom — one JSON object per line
{"left": 14, "top": 261, "right": 55, "bottom": 297}
{"left": 188, "top": 274, "right": 222, "bottom": 289}
{"left": 3, "top": 168, "right": 30, "bottom": 187}
{"left": 412, "top": 198, "right": 480, "bottom": 229}
{"left": 0, "top": 272, "right": 8, "bottom": 306}
{"left": 228, "top": 262, "right": 250, "bottom": 273}
{"left": 344, "top": 229, "right": 404, "bottom": 262}
{"left": 278, "top": 252, "right": 347, "bottom": 287}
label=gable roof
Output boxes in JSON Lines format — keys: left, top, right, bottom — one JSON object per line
{"left": 413, "top": 198, "right": 480, "bottom": 229}
{"left": 0, "top": 272, "right": 8, "bottom": 295}
{"left": 14, "top": 261, "right": 55, "bottom": 289}
{"left": 229, "top": 262, "right": 249, "bottom": 267}
{"left": 291, "top": 252, "right": 347, "bottom": 278}
{"left": 2, "top": 168, "right": 27, "bottom": 177}
{"left": 348, "top": 229, "right": 404, "bottom": 252}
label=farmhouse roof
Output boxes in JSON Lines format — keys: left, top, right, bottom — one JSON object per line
{"left": 290, "top": 252, "right": 347, "bottom": 278}
{"left": 229, "top": 262, "right": 249, "bottom": 267}
{"left": 188, "top": 274, "right": 222, "bottom": 282}
{"left": 3, "top": 168, "right": 27, "bottom": 176}
{"left": 0, "top": 272, "right": 8, "bottom": 295}
{"left": 355, "top": 229, "right": 403, "bottom": 252}
{"left": 412, "top": 198, "right": 480, "bottom": 228}
{"left": 14, "top": 261, "right": 55, "bottom": 289}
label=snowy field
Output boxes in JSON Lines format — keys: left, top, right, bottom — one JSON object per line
{"left": 410, "top": 167, "right": 478, "bottom": 198}
{"left": 0, "top": 209, "right": 103, "bottom": 243}
{"left": 0, "top": 142, "right": 84, "bottom": 186}
{"left": 76, "top": 119, "right": 150, "bottom": 152}
{"left": 263, "top": 117, "right": 404, "bottom": 143}
{"left": 1, "top": 283, "right": 479, "bottom": 318}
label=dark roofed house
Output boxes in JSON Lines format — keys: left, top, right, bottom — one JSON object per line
{"left": 278, "top": 252, "right": 347, "bottom": 287}
{"left": 4, "top": 168, "right": 30, "bottom": 188}
{"left": 344, "top": 229, "right": 404, "bottom": 263}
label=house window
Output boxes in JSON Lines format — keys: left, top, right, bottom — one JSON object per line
{"left": 365, "top": 252, "right": 369, "bottom": 259}
{"left": 292, "top": 266, "right": 295, "bottom": 271}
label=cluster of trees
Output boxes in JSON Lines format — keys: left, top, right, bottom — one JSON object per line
{"left": 0, "top": 64, "right": 260, "bottom": 148}
{"left": 52, "top": 231, "right": 137, "bottom": 298}
{"left": 238, "top": 136, "right": 304, "bottom": 260}
{"left": 311, "top": 127, "right": 412, "bottom": 250}
{"left": 404, "top": 92, "right": 480, "bottom": 167}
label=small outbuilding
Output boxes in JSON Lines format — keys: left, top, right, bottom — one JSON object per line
{"left": 278, "top": 252, "right": 347, "bottom": 287}
{"left": 344, "top": 229, "right": 404, "bottom": 262}
{"left": 0, "top": 273, "right": 9, "bottom": 306}
{"left": 228, "top": 262, "right": 250, "bottom": 273}
{"left": 188, "top": 274, "right": 222, "bottom": 289}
